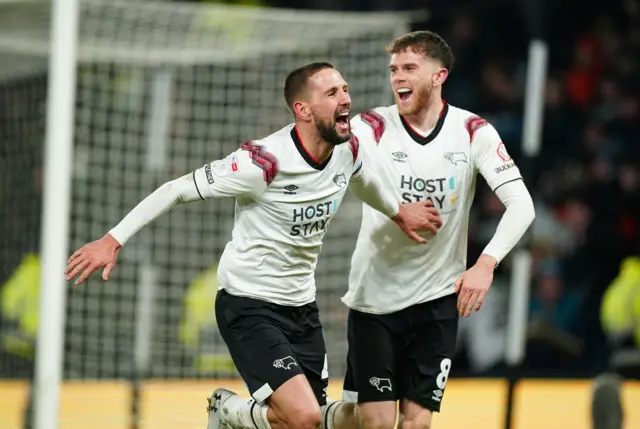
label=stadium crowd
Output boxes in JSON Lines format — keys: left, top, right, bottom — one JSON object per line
{"left": 421, "top": 0, "right": 640, "bottom": 377}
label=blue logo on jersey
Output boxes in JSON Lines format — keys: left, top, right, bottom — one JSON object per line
{"left": 400, "top": 175, "right": 458, "bottom": 210}
{"left": 290, "top": 200, "right": 338, "bottom": 236}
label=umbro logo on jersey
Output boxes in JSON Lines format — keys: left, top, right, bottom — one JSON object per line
{"left": 431, "top": 389, "right": 444, "bottom": 402}
{"left": 392, "top": 151, "right": 407, "bottom": 163}
{"left": 444, "top": 152, "right": 468, "bottom": 165}
{"left": 333, "top": 174, "right": 347, "bottom": 188}
{"left": 284, "top": 184, "right": 299, "bottom": 195}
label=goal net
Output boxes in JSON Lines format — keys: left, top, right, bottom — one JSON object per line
{"left": 0, "top": 0, "right": 409, "bottom": 386}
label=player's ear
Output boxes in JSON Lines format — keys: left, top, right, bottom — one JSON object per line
{"left": 433, "top": 68, "right": 448, "bottom": 87}
{"left": 292, "top": 100, "right": 312, "bottom": 122}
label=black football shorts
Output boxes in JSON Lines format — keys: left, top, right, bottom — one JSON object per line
{"left": 343, "top": 293, "right": 459, "bottom": 412}
{"left": 215, "top": 289, "right": 328, "bottom": 405}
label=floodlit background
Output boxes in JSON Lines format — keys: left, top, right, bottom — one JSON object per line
{"left": 1, "top": 0, "right": 639, "bottom": 428}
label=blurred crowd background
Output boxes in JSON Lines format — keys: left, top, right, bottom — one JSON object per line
{"left": 1, "top": 0, "right": 639, "bottom": 389}
{"left": 429, "top": 0, "right": 640, "bottom": 379}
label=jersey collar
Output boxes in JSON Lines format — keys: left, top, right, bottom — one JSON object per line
{"left": 399, "top": 101, "right": 449, "bottom": 146}
{"left": 290, "top": 126, "right": 333, "bottom": 171}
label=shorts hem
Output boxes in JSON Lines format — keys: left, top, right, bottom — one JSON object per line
{"left": 357, "top": 397, "right": 399, "bottom": 404}
{"left": 403, "top": 390, "right": 442, "bottom": 413}
{"left": 342, "top": 390, "right": 398, "bottom": 404}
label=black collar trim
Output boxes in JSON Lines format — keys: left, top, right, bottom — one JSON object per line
{"left": 399, "top": 101, "right": 449, "bottom": 146}
{"left": 290, "top": 126, "right": 332, "bottom": 171}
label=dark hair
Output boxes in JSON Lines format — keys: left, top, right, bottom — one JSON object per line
{"left": 387, "top": 31, "right": 455, "bottom": 72}
{"left": 284, "top": 62, "right": 335, "bottom": 112}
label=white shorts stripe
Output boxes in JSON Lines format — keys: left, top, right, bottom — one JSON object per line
{"left": 342, "top": 389, "right": 358, "bottom": 402}
{"left": 252, "top": 383, "right": 274, "bottom": 403}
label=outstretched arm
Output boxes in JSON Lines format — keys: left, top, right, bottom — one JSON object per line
{"left": 109, "top": 143, "right": 276, "bottom": 246}
{"left": 65, "top": 143, "right": 277, "bottom": 284}
{"left": 108, "top": 173, "right": 203, "bottom": 246}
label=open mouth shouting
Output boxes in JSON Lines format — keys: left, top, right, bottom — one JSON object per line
{"left": 335, "top": 111, "right": 350, "bottom": 132}
{"left": 397, "top": 87, "right": 413, "bottom": 103}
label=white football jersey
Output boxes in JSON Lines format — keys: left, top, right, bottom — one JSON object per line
{"left": 192, "top": 124, "right": 363, "bottom": 306}
{"left": 343, "top": 103, "right": 522, "bottom": 314}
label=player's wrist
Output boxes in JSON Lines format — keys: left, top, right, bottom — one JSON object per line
{"left": 390, "top": 203, "right": 403, "bottom": 222}
{"left": 389, "top": 203, "right": 401, "bottom": 220}
{"left": 476, "top": 254, "right": 497, "bottom": 271}
{"left": 104, "top": 232, "right": 123, "bottom": 249}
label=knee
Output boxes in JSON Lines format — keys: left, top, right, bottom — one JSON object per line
{"left": 359, "top": 406, "right": 396, "bottom": 429}
{"left": 398, "top": 411, "right": 432, "bottom": 429}
{"left": 288, "top": 406, "right": 322, "bottom": 429}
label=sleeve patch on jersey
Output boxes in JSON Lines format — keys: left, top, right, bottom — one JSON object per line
{"left": 465, "top": 115, "right": 488, "bottom": 143}
{"left": 496, "top": 142, "right": 512, "bottom": 162}
{"left": 348, "top": 135, "right": 360, "bottom": 163}
{"left": 360, "top": 110, "right": 386, "bottom": 144}
{"left": 240, "top": 141, "right": 279, "bottom": 184}
{"left": 212, "top": 155, "right": 238, "bottom": 177}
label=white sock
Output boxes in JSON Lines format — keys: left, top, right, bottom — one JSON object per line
{"left": 250, "top": 401, "right": 271, "bottom": 429}
{"left": 222, "top": 395, "right": 271, "bottom": 429}
{"left": 320, "top": 400, "right": 342, "bottom": 429}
